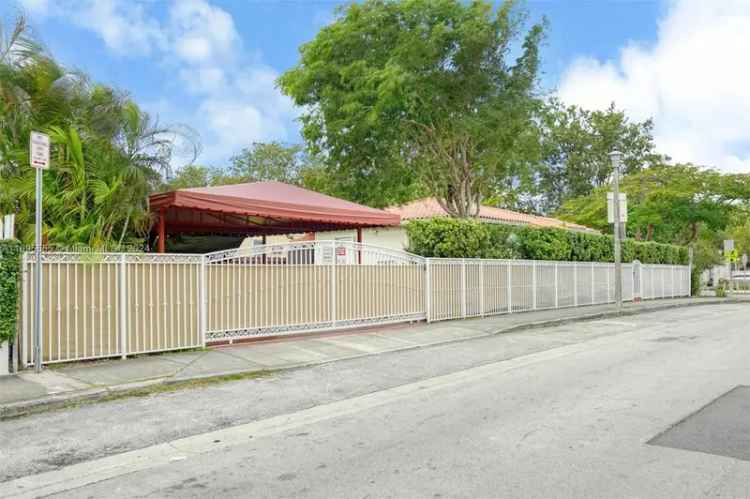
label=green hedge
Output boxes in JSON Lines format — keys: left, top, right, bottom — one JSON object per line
{"left": 406, "top": 218, "right": 689, "bottom": 265}
{"left": 0, "top": 240, "right": 22, "bottom": 343}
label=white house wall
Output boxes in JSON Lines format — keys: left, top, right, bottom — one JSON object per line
{"left": 314, "top": 227, "right": 409, "bottom": 251}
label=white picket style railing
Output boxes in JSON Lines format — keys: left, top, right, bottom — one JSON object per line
{"left": 18, "top": 241, "right": 691, "bottom": 367}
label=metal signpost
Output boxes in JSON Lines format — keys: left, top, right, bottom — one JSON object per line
{"left": 609, "top": 150, "right": 624, "bottom": 310}
{"left": 31, "top": 131, "right": 50, "bottom": 372}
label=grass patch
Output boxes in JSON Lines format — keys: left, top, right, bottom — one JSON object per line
{"left": 1, "top": 369, "right": 273, "bottom": 421}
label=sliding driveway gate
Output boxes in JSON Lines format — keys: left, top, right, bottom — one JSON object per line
{"left": 19, "top": 241, "right": 691, "bottom": 366}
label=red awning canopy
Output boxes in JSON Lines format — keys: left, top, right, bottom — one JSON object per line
{"left": 149, "top": 181, "right": 400, "bottom": 243}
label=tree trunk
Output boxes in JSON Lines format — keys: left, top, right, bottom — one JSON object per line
{"left": 646, "top": 224, "right": 654, "bottom": 241}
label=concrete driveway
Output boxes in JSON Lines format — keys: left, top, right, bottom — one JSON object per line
{"left": 2, "top": 303, "right": 750, "bottom": 498}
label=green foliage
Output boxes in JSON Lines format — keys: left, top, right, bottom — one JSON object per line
{"left": 557, "top": 163, "right": 748, "bottom": 245}
{"left": 227, "top": 142, "right": 304, "bottom": 184}
{"left": 728, "top": 221, "right": 750, "bottom": 259}
{"left": 164, "top": 165, "right": 214, "bottom": 190}
{"left": 0, "top": 16, "right": 195, "bottom": 249}
{"left": 406, "top": 218, "right": 687, "bottom": 264}
{"left": 0, "top": 240, "right": 21, "bottom": 343}
{"left": 405, "top": 218, "right": 491, "bottom": 259}
{"left": 279, "top": 0, "right": 544, "bottom": 213}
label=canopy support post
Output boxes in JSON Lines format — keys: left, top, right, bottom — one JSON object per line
{"left": 262, "top": 234, "right": 267, "bottom": 264}
{"left": 157, "top": 208, "right": 166, "bottom": 253}
{"left": 357, "top": 228, "right": 363, "bottom": 264}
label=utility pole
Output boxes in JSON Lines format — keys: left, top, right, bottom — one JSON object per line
{"left": 610, "top": 150, "right": 623, "bottom": 310}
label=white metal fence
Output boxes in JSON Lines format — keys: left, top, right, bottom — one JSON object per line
{"left": 427, "top": 259, "right": 688, "bottom": 322}
{"left": 18, "top": 241, "right": 691, "bottom": 367}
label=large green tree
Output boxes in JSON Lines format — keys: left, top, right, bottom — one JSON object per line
{"left": 530, "top": 100, "right": 664, "bottom": 213}
{"left": 279, "top": 0, "right": 544, "bottom": 215}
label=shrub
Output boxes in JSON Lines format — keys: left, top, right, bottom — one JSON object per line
{"left": 0, "top": 240, "right": 22, "bottom": 343}
{"left": 405, "top": 218, "right": 688, "bottom": 265}
{"left": 406, "top": 217, "right": 491, "bottom": 258}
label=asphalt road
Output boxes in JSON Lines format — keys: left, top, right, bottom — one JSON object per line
{"left": 2, "top": 304, "right": 750, "bottom": 498}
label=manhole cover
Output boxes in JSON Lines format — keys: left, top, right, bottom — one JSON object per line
{"left": 649, "top": 386, "right": 750, "bottom": 461}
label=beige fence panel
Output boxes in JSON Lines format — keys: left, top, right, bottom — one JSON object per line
{"left": 204, "top": 241, "right": 426, "bottom": 341}
{"left": 21, "top": 252, "right": 202, "bottom": 366}
{"left": 428, "top": 260, "right": 463, "bottom": 321}
{"left": 125, "top": 256, "right": 202, "bottom": 356}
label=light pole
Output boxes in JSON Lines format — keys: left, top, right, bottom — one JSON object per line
{"left": 610, "top": 150, "right": 623, "bottom": 310}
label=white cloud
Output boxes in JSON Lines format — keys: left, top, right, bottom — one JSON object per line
{"left": 39, "top": 0, "right": 167, "bottom": 56}
{"left": 558, "top": 0, "right": 750, "bottom": 172}
{"left": 197, "top": 65, "right": 299, "bottom": 162}
{"left": 26, "top": 0, "right": 299, "bottom": 166}
{"left": 168, "top": 0, "right": 239, "bottom": 65}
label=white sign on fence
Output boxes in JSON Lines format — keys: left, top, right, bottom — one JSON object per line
{"left": 607, "top": 192, "right": 627, "bottom": 223}
{"left": 30, "top": 131, "right": 50, "bottom": 169}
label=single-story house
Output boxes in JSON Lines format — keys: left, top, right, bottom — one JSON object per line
{"left": 252, "top": 197, "right": 597, "bottom": 256}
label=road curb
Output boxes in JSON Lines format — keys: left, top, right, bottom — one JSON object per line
{"left": 0, "top": 298, "right": 741, "bottom": 420}
{"left": 490, "top": 298, "right": 742, "bottom": 336}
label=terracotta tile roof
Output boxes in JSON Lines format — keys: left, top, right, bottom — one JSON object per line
{"left": 384, "top": 198, "right": 597, "bottom": 233}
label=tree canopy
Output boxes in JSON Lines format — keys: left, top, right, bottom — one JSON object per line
{"left": 529, "top": 100, "right": 665, "bottom": 213}
{"left": 556, "top": 163, "right": 750, "bottom": 245}
{"left": 279, "top": 0, "right": 544, "bottom": 215}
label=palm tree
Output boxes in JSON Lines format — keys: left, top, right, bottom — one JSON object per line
{"left": 0, "top": 15, "right": 199, "bottom": 249}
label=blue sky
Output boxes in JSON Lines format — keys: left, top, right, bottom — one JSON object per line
{"left": 8, "top": 1, "right": 750, "bottom": 172}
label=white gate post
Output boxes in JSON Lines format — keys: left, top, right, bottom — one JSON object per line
{"left": 554, "top": 263, "right": 559, "bottom": 309}
{"left": 606, "top": 265, "right": 611, "bottom": 303}
{"left": 651, "top": 267, "right": 654, "bottom": 299}
{"left": 671, "top": 266, "right": 675, "bottom": 298}
{"left": 507, "top": 262, "right": 513, "bottom": 314}
{"left": 118, "top": 254, "right": 127, "bottom": 359}
{"left": 590, "top": 262, "right": 595, "bottom": 304}
{"left": 331, "top": 241, "right": 337, "bottom": 326}
{"left": 460, "top": 259, "right": 467, "bottom": 318}
{"left": 573, "top": 263, "right": 578, "bottom": 307}
{"left": 199, "top": 255, "right": 207, "bottom": 346}
{"left": 479, "top": 261, "right": 484, "bottom": 317}
{"left": 425, "top": 259, "right": 432, "bottom": 322}
{"left": 532, "top": 261, "right": 537, "bottom": 310}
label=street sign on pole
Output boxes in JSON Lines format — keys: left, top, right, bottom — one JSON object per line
{"left": 30, "top": 131, "right": 50, "bottom": 170}
{"left": 31, "top": 131, "right": 50, "bottom": 373}
{"left": 607, "top": 192, "right": 627, "bottom": 223}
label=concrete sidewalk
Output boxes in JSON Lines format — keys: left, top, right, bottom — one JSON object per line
{"left": 0, "top": 297, "right": 737, "bottom": 418}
